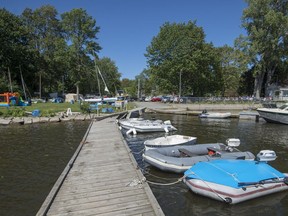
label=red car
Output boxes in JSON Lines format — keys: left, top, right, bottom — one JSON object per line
{"left": 151, "top": 96, "right": 162, "bottom": 102}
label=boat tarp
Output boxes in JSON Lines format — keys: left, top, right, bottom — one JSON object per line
{"left": 184, "top": 160, "right": 285, "bottom": 189}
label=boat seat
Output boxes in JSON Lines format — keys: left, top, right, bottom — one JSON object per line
{"left": 178, "top": 148, "right": 198, "bottom": 157}
{"left": 207, "top": 147, "right": 222, "bottom": 156}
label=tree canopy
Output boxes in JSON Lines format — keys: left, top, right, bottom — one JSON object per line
{"left": 145, "top": 21, "right": 237, "bottom": 97}
{"left": 1, "top": 2, "right": 288, "bottom": 100}
{"left": 238, "top": 0, "right": 288, "bottom": 98}
{"left": 0, "top": 6, "right": 120, "bottom": 99}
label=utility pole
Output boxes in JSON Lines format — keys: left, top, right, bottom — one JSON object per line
{"left": 137, "top": 79, "right": 140, "bottom": 99}
{"left": 179, "top": 70, "right": 182, "bottom": 99}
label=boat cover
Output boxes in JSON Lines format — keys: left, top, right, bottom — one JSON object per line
{"left": 184, "top": 160, "right": 286, "bottom": 189}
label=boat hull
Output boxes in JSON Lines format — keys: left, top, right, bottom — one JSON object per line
{"left": 257, "top": 108, "right": 288, "bottom": 124}
{"left": 183, "top": 160, "right": 288, "bottom": 204}
{"left": 144, "top": 135, "right": 197, "bottom": 150}
{"left": 143, "top": 144, "right": 255, "bottom": 173}
{"left": 199, "top": 112, "right": 231, "bottom": 119}
{"left": 119, "top": 119, "right": 177, "bottom": 133}
{"left": 183, "top": 177, "right": 288, "bottom": 204}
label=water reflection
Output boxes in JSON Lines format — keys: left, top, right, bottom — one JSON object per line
{"left": 125, "top": 113, "right": 288, "bottom": 216}
{"left": 1, "top": 112, "right": 288, "bottom": 216}
{"left": 0, "top": 121, "right": 90, "bottom": 216}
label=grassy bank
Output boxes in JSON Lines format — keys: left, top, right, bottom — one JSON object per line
{"left": 0, "top": 102, "right": 136, "bottom": 117}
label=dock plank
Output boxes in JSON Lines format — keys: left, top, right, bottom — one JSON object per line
{"left": 37, "top": 116, "right": 164, "bottom": 216}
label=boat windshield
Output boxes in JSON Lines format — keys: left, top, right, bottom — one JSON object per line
{"left": 279, "top": 104, "right": 288, "bottom": 110}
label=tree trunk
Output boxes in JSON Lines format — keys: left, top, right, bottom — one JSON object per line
{"left": 253, "top": 70, "right": 265, "bottom": 99}
{"left": 76, "top": 84, "right": 79, "bottom": 101}
{"left": 264, "top": 65, "right": 276, "bottom": 97}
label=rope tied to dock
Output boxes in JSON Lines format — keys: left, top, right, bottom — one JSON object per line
{"left": 126, "top": 175, "right": 184, "bottom": 187}
{"left": 126, "top": 177, "right": 145, "bottom": 188}
{"left": 130, "top": 148, "right": 145, "bottom": 154}
{"left": 145, "top": 176, "right": 185, "bottom": 186}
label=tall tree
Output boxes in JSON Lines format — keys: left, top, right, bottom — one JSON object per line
{"left": 145, "top": 21, "right": 221, "bottom": 96}
{"left": 240, "top": 0, "right": 288, "bottom": 98}
{"left": 121, "top": 78, "right": 138, "bottom": 98}
{"left": 0, "top": 8, "right": 30, "bottom": 93}
{"left": 216, "top": 45, "right": 246, "bottom": 96}
{"left": 135, "top": 69, "right": 154, "bottom": 96}
{"left": 61, "top": 8, "right": 101, "bottom": 99}
{"left": 94, "top": 57, "right": 121, "bottom": 96}
{"left": 21, "top": 5, "right": 66, "bottom": 97}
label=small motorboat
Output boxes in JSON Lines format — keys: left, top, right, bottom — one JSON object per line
{"left": 142, "top": 138, "right": 255, "bottom": 173}
{"left": 118, "top": 118, "right": 177, "bottom": 134}
{"left": 199, "top": 109, "right": 231, "bottom": 119}
{"left": 144, "top": 135, "right": 197, "bottom": 150}
{"left": 257, "top": 104, "right": 288, "bottom": 124}
{"left": 183, "top": 150, "right": 288, "bottom": 204}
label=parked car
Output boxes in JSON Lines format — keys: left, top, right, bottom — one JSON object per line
{"left": 151, "top": 96, "right": 162, "bottom": 102}
{"left": 161, "top": 96, "right": 171, "bottom": 103}
{"left": 139, "top": 96, "right": 146, "bottom": 101}
{"left": 145, "top": 96, "right": 152, "bottom": 102}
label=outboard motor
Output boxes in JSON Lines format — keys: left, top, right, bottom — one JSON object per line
{"left": 256, "top": 150, "right": 277, "bottom": 162}
{"left": 225, "top": 138, "right": 240, "bottom": 152}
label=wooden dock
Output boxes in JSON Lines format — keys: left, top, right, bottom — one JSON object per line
{"left": 37, "top": 116, "right": 164, "bottom": 216}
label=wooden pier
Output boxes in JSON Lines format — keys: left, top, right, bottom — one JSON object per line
{"left": 37, "top": 116, "right": 164, "bottom": 216}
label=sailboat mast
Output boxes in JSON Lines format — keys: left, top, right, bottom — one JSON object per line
{"left": 8, "top": 67, "right": 13, "bottom": 92}
{"left": 19, "top": 65, "right": 27, "bottom": 100}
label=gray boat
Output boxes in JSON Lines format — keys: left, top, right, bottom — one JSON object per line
{"left": 142, "top": 139, "right": 255, "bottom": 173}
{"left": 257, "top": 104, "right": 288, "bottom": 124}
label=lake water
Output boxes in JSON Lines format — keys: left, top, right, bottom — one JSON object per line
{"left": 124, "top": 113, "right": 288, "bottom": 216}
{"left": 0, "top": 121, "right": 91, "bottom": 216}
{"left": 1, "top": 114, "right": 288, "bottom": 216}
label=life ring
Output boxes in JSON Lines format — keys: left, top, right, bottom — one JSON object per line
{"left": 179, "top": 98, "right": 183, "bottom": 103}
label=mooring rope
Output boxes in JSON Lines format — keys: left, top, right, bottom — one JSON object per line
{"left": 130, "top": 148, "right": 145, "bottom": 154}
{"left": 145, "top": 176, "right": 184, "bottom": 186}
{"left": 184, "top": 170, "right": 228, "bottom": 202}
{"left": 140, "top": 167, "right": 180, "bottom": 180}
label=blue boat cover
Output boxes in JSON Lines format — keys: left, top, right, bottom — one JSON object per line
{"left": 184, "top": 160, "right": 285, "bottom": 189}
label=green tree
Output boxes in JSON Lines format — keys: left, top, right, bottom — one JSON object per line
{"left": 0, "top": 8, "right": 31, "bottom": 93}
{"left": 216, "top": 45, "right": 245, "bottom": 96}
{"left": 135, "top": 69, "right": 154, "bottom": 97}
{"left": 121, "top": 78, "right": 137, "bottom": 98}
{"left": 94, "top": 57, "right": 121, "bottom": 96}
{"left": 21, "top": 5, "right": 67, "bottom": 97}
{"left": 145, "top": 21, "right": 221, "bottom": 97}
{"left": 240, "top": 0, "right": 288, "bottom": 98}
{"left": 61, "top": 8, "right": 101, "bottom": 99}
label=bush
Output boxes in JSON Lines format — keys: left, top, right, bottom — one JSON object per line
{"left": 6, "top": 107, "right": 27, "bottom": 117}
{"left": 80, "top": 102, "right": 91, "bottom": 114}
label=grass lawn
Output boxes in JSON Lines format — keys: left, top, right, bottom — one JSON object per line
{"left": 0, "top": 102, "right": 137, "bottom": 117}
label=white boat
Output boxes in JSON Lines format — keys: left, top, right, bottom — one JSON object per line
{"left": 144, "top": 135, "right": 197, "bottom": 150}
{"left": 199, "top": 110, "right": 231, "bottom": 119}
{"left": 142, "top": 138, "right": 255, "bottom": 173}
{"left": 183, "top": 150, "right": 288, "bottom": 204}
{"left": 118, "top": 118, "right": 177, "bottom": 133}
{"left": 257, "top": 104, "right": 288, "bottom": 124}
{"left": 84, "top": 98, "right": 102, "bottom": 103}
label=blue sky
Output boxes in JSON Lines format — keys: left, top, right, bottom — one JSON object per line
{"left": 1, "top": 0, "right": 247, "bottom": 80}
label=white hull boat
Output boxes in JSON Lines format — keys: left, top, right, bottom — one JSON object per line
{"left": 183, "top": 151, "right": 288, "bottom": 204}
{"left": 143, "top": 138, "right": 255, "bottom": 173}
{"left": 144, "top": 135, "right": 197, "bottom": 150}
{"left": 199, "top": 111, "right": 231, "bottom": 119}
{"left": 257, "top": 104, "right": 288, "bottom": 124}
{"left": 118, "top": 118, "right": 177, "bottom": 133}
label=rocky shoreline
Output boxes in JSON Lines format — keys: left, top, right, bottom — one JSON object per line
{"left": 0, "top": 112, "right": 124, "bottom": 125}
{"left": 0, "top": 103, "right": 263, "bottom": 125}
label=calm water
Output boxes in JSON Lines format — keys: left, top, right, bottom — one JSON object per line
{"left": 1, "top": 114, "right": 288, "bottom": 216}
{"left": 0, "top": 121, "right": 91, "bottom": 216}
{"left": 124, "top": 113, "right": 288, "bottom": 216}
